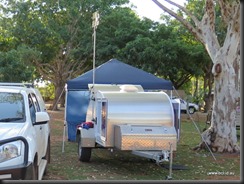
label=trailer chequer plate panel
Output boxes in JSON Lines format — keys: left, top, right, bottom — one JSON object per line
{"left": 114, "top": 125, "right": 177, "bottom": 151}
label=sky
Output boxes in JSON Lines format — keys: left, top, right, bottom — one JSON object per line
{"left": 129, "top": 0, "right": 186, "bottom": 22}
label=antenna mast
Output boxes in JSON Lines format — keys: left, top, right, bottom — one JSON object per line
{"left": 92, "top": 11, "right": 100, "bottom": 86}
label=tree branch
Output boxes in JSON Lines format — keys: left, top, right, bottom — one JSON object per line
{"left": 164, "top": 0, "right": 200, "bottom": 26}
{"left": 217, "top": 0, "right": 238, "bottom": 25}
{"left": 204, "top": 0, "right": 215, "bottom": 31}
{"left": 151, "top": 0, "right": 204, "bottom": 44}
{"left": 151, "top": 0, "right": 221, "bottom": 62}
{"left": 218, "top": 0, "right": 240, "bottom": 33}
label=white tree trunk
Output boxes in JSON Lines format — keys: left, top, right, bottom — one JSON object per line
{"left": 201, "top": 1, "right": 240, "bottom": 152}
{"left": 152, "top": 0, "right": 240, "bottom": 153}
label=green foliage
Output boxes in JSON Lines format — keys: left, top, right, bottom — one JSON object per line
{"left": 118, "top": 19, "right": 210, "bottom": 90}
{"left": 96, "top": 6, "right": 150, "bottom": 65}
{"left": 37, "top": 82, "right": 55, "bottom": 102}
{"left": 0, "top": 17, "right": 15, "bottom": 52}
{"left": 1, "top": 0, "right": 130, "bottom": 79}
{"left": 0, "top": 45, "right": 36, "bottom": 82}
{"left": 0, "top": 0, "right": 216, "bottom": 102}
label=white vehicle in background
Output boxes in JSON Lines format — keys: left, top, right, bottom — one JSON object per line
{"left": 0, "top": 83, "right": 50, "bottom": 180}
{"left": 171, "top": 97, "right": 199, "bottom": 114}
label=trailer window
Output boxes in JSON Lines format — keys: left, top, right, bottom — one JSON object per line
{"left": 101, "top": 101, "right": 107, "bottom": 137}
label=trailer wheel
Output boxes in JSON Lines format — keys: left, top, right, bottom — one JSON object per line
{"left": 78, "top": 136, "right": 92, "bottom": 162}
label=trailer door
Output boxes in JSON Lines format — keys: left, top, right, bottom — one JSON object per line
{"left": 96, "top": 98, "right": 108, "bottom": 141}
{"left": 171, "top": 99, "right": 181, "bottom": 141}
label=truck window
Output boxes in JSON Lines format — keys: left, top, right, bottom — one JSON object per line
{"left": 0, "top": 92, "right": 25, "bottom": 122}
{"left": 31, "top": 93, "right": 41, "bottom": 112}
{"left": 28, "top": 94, "right": 36, "bottom": 123}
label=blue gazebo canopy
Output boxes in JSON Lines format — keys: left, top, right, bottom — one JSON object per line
{"left": 67, "top": 58, "right": 173, "bottom": 90}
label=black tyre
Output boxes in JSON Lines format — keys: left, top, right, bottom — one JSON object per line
{"left": 181, "top": 110, "right": 187, "bottom": 114}
{"left": 32, "top": 160, "right": 38, "bottom": 180}
{"left": 44, "top": 138, "right": 50, "bottom": 175}
{"left": 78, "top": 136, "right": 92, "bottom": 162}
{"left": 188, "top": 107, "right": 195, "bottom": 114}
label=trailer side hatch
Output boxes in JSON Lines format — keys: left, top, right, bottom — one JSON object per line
{"left": 114, "top": 124, "right": 177, "bottom": 151}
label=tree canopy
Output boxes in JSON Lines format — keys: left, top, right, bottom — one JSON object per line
{"left": 0, "top": 0, "right": 210, "bottom": 108}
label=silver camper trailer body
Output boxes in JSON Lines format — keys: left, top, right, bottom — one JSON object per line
{"left": 77, "top": 84, "right": 179, "bottom": 163}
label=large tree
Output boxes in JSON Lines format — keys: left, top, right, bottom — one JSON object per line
{"left": 0, "top": 45, "right": 35, "bottom": 82}
{"left": 117, "top": 17, "right": 209, "bottom": 89}
{"left": 95, "top": 6, "right": 151, "bottom": 65}
{"left": 0, "top": 0, "right": 129, "bottom": 109}
{"left": 152, "top": 0, "right": 240, "bottom": 153}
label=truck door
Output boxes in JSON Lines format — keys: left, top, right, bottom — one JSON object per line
{"left": 28, "top": 94, "right": 46, "bottom": 161}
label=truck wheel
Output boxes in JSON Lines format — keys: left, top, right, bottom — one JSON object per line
{"left": 44, "top": 138, "right": 50, "bottom": 175}
{"left": 188, "top": 107, "right": 195, "bottom": 114}
{"left": 78, "top": 137, "right": 92, "bottom": 162}
{"left": 32, "top": 160, "right": 38, "bottom": 180}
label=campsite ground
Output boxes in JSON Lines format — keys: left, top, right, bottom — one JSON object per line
{"left": 43, "top": 107, "right": 241, "bottom": 181}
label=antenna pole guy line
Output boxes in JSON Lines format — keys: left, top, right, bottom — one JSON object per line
{"left": 172, "top": 87, "right": 216, "bottom": 160}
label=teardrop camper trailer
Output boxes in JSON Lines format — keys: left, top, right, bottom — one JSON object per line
{"left": 76, "top": 84, "right": 180, "bottom": 164}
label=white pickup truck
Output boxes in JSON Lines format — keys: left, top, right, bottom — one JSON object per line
{"left": 0, "top": 83, "right": 50, "bottom": 180}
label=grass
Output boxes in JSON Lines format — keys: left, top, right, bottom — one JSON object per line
{"left": 43, "top": 111, "right": 241, "bottom": 181}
